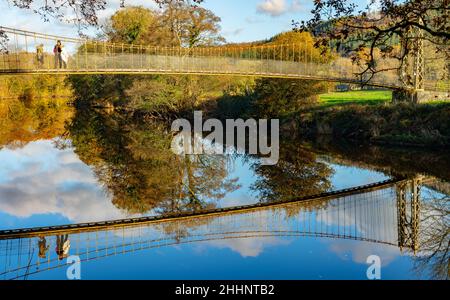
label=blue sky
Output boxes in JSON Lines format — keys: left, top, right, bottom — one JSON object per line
{"left": 1, "top": 0, "right": 319, "bottom": 43}
{"left": 201, "top": 0, "right": 315, "bottom": 42}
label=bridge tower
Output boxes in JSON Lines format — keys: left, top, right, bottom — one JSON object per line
{"left": 396, "top": 177, "right": 422, "bottom": 254}
{"left": 412, "top": 26, "right": 425, "bottom": 91}
{"left": 395, "top": 22, "right": 427, "bottom": 103}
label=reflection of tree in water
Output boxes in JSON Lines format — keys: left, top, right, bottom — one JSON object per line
{"left": 155, "top": 154, "right": 240, "bottom": 215}
{"left": 413, "top": 195, "right": 449, "bottom": 280}
{"left": 67, "top": 109, "right": 240, "bottom": 215}
{"left": 311, "top": 137, "right": 450, "bottom": 183}
{"left": 0, "top": 98, "right": 73, "bottom": 149}
{"left": 251, "top": 139, "right": 334, "bottom": 216}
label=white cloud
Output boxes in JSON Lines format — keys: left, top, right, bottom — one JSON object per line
{"left": 328, "top": 239, "right": 400, "bottom": 267}
{"left": 257, "top": 0, "right": 288, "bottom": 17}
{"left": 256, "top": 0, "right": 303, "bottom": 17}
{"left": 0, "top": 140, "right": 136, "bottom": 224}
{"left": 206, "top": 236, "right": 290, "bottom": 257}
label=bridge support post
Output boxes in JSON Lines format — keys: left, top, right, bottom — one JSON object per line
{"left": 392, "top": 88, "right": 418, "bottom": 103}
{"left": 393, "top": 22, "right": 450, "bottom": 103}
{"left": 413, "top": 26, "right": 425, "bottom": 92}
{"left": 393, "top": 89, "right": 450, "bottom": 104}
{"left": 396, "top": 177, "right": 421, "bottom": 254}
{"left": 410, "top": 178, "right": 421, "bottom": 254}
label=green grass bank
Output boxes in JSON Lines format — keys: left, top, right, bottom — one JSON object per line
{"left": 319, "top": 90, "right": 392, "bottom": 107}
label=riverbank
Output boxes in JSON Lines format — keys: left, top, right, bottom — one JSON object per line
{"left": 65, "top": 74, "right": 450, "bottom": 148}
{"left": 197, "top": 88, "right": 450, "bottom": 148}
{"left": 283, "top": 101, "right": 450, "bottom": 148}
{"left": 302, "top": 136, "right": 450, "bottom": 181}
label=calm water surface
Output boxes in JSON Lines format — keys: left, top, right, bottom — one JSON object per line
{"left": 0, "top": 106, "right": 448, "bottom": 280}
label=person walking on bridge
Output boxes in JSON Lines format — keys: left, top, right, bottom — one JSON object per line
{"left": 38, "top": 236, "right": 49, "bottom": 259}
{"left": 53, "top": 40, "right": 62, "bottom": 69}
{"left": 36, "top": 44, "right": 44, "bottom": 68}
{"left": 55, "top": 234, "right": 70, "bottom": 261}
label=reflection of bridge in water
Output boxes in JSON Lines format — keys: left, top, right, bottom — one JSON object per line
{"left": 0, "top": 177, "right": 427, "bottom": 280}
{"left": 0, "top": 27, "right": 448, "bottom": 93}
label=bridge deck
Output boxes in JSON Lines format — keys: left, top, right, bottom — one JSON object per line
{"left": 0, "top": 68, "right": 403, "bottom": 89}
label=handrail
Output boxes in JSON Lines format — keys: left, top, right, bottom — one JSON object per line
{"left": 0, "top": 26, "right": 85, "bottom": 43}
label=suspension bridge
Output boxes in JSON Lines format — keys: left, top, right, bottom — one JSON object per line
{"left": 0, "top": 26, "right": 448, "bottom": 94}
{"left": 0, "top": 176, "right": 427, "bottom": 280}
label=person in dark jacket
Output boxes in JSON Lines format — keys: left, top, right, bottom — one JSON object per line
{"left": 53, "top": 40, "right": 62, "bottom": 69}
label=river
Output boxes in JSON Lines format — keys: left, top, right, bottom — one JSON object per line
{"left": 0, "top": 102, "right": 448, "bottom": 280}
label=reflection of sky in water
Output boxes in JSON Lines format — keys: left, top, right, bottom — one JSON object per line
{"left": 0, "top": 196, "right": 432, "bottom": 280}
{"left": 6, "top": 236, "right": 423, "bottom": 280}
{"left": 0, "top": 140, "right": 122, "bottom": 228}
{"left": 0, "top": 139, "right": 390, "bottom": 229}
{"left": 0, "top": 139, "right": 445, "bottom": 280}
{"left": 326, "top": 161, "right": 388, "bottom": 190}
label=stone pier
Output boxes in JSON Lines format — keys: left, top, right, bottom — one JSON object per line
{"left": 393, "top": 88, "right": 450, "bottom": 103}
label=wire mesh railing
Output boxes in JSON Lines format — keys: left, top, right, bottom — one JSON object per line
{"left": 0, "top": 26, "right": 448, "bottom": 92}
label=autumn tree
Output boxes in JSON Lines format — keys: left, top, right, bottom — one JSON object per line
{"left": 104, "top": 4, "right": 224, "bottom": 47}
{"left": 183, "top": 5, "right": 225, "bottom": 47}
{"left": 106, "top": 6, "right": 156, "bottom": 44}
{"left": 150, "top": 1, "right": 225, "bottom": 47}
{"left": 267, "top": 31, "right": 333, "bottom": 62}
{"left": 296, "top": 0, "right": 450, "bottom": 85}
